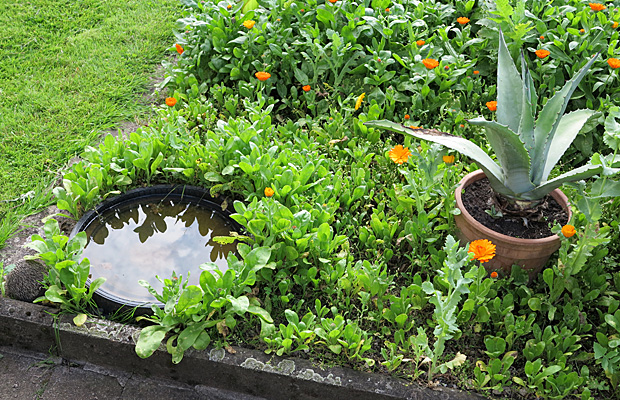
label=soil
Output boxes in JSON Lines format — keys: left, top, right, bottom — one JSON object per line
{"left": 461, "top": 178, "right": 568, "bottom": 239}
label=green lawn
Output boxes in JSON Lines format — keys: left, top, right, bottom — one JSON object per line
{"left": 0, "top": 0, "right": 178, "bottom": 219}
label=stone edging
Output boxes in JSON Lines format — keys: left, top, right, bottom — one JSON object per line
{"left": 0, "top": 297, "right": 485, "bottom": 400}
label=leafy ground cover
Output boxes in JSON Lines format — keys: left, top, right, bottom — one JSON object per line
{"left": 4, "top": 0, "right": 620, "bottom": 398}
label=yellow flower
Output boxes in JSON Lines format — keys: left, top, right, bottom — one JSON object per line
{"left": 264, "top": 187, "right": 275, "bottom": 197}
{"left": 608, "top": 58, "right": 620, "bottom": 69}
{"left": 561, "top": 225, "right": 576, "bottom": 238}
{"left": 422, "top": 58, "right": 439, "bottom": 69}
{"left": 457, "top": 17, "right": 470, "bottom": 25}
{"left": 443, "top": 155, "right": 455, "bottom": 164}
{"left": 486, "top": 101, "right": 497, "bottom": 111}
{"left": 535, "top": 49, "right": 550, "bottom": 59}
{"left": 165, "top": 97, "right": 177, "bottom": 107}
{"left": 469, "top": 239, "right": 496, "bottom": 263}
{"left": 589, "top": 2, "right": 606, "bottom": 11}
{"left": 255, "top": 71, "right": 271, "bottom": 81}
{"left": 613, "top": 21, "right": 619, "bottom": 29}
{"left": 175, "top": 44, "right": 184, "bottom": 55}
{"left": 355, "top": 92, "right": 365, "bottom": 110}
{"left": 388, "top": 145, "right": 412, "bottom": 164}
{"left": 227, "top": 4, "right": 232, "bottom": 9}
{"left": 243, "top": 20, "right": 256, "bottom": 29}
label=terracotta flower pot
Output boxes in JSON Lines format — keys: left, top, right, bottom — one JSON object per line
{"left": 454, "top": 170, "right": 571, "bottom": 279}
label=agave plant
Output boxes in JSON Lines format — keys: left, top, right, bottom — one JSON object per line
{"left": 366, "top": 31, "right": 608, "bottom": 210}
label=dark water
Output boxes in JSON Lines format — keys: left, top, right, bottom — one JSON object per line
{"left": 82, "top": 199, "right": 237, "bottom": 303}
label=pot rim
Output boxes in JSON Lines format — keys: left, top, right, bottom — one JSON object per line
{"left": 455, "top": 170, "right": 570, "bottom": 245}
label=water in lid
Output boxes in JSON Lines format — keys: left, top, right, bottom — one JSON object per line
{"left": 82, "top": 198, "right": 237, "bottom": 303}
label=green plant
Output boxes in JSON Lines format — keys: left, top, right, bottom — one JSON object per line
{"left": 0, "top": 262, "right": 16, "bottom": 297}
{"left": 366, "top": 30, "right": 613, "bottom": 210}
{"left": 135, "top": 245, "right": 273, "bottom": 363}
{"left": 26, "top": 219, "right": 105, "bottom": 315}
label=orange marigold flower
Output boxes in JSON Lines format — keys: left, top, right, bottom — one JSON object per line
{"left": 328, "top": 0, "right": 337, "bottom": 3}
{"left": 227, "top": 4, "right": 232, "bottom": 9}
{"left": 409, "top": 125, "right": 421, "bottom": 129}
{"left": 580, "top": 28, "right": 585, "bottom": 33}
{"left": 535, "top": 49, "right": 550, "bottom": 59}
{"left": 165, "top": 97, "right": 177, "bottom": 107}
{"left": 443, "top": 155, "right": 455, "bottom": 164}
{"left": 404, "top": 114, "right": 410, "bottom": 120}
{"left": 255, "top": 71, "right": 271, "bottom": 81}
{"left": 389, "top": 145, "right": 412, "bottom": 165}
{"left": 457, "top": 17, "right": 470, "bottom": 25}
{"left": 473, "top": 70, "right": 480, "bottom": 75}
{"left": 459, "top": 124, "right": 465, "bottom": 128}
{"left": 540, "top": 35, "right": 544, "bottom": 39}
{"left": 302, "top": 85, "right": 311, "bottom": 92}
{"left": 608, "top": 58, "right": 620, "bottom": 69}
{"left": 243, "top": 20, "right": 256, "bottom": 29}
{"left": 422, "top": 58, "right": 439, "bottom": 69}
{"left": 613, "top": 21, "right": 619, "bottom": 29}
{"left": 175, "top": 44, "right": 184, "bottom": 55}
{"left": 486, "top": 101, "right": 497, "bottom": 111}
{"left": 264, "top": 187, "right": 275, "bottom": 197}
{"left": 490, "top": 271, "right": 498, "bottom": 278}
{"left": 561, "top": 225, "right": 576, "bottom": 238}
{"left": 416, "top": 40, "right": 425, "bottom": 46}
{"left": 445, "top": 65, "right": 450, "bottom": 70}
{"left": 469, "top": 239, "right": 496, "bottom": 263}
{"left": 355, "top": 92, "right": 365, "bottom": 110}
{"left": 589, "top": 2, "right": 606, "bottom": 11}
{"left": 385, "top": 7, "right": 390, "bottom": 12}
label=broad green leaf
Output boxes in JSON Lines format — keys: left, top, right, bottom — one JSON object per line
{"left": 178, "top": 322, "right": 208, "bottom": 351}
{"left": 177, "top": 285, "right": 203, "bottom": 312}
{"left": 73, "top": 313, "right": 88, "bottom": 327}
{"left": 135, "top": 325, "right": 168, "bottom": 358}
{"left": 227, "top": 295, "right": 250, "bottom": 314}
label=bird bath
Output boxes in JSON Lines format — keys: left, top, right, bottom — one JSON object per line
{"left": 72, "top": 185, "right": 241, "bottom": 314}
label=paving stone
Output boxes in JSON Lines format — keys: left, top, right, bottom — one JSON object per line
{"left": 40, "top": 364, "right": 124, "bottom": 400}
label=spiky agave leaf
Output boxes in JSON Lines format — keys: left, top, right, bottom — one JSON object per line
{"left": 496, "top": 30, "right": 524, "bottom": 134}
{"left": 530, "top": 53, "right": 600, "bottom": 185}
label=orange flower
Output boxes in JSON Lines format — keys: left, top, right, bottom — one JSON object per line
{"left": 459, "top": 124, "right": 465, "bottom": 128}
{"left": 535, "top": 49, "right": 550, "bottom": 59}
{"left": 443, "top": 155, "right": 455, "bottom": 164}
{"left": 328, "top": 0, "right": 337, "bottom": 3}
{"left": 422, "top": 58, "right": 439, "bottom": 69}
{"left": 539, "top": 35, "right": 544, "bottom": 39}
{"left": 404, "top": 114, "right": 410, "bottom": 120}
{"left": 227, "top": 4, "right": 232, "bottom": 9}
{"left": 486, "top": 101, "right": 497, "bottom": 111}
{"left": 561, "top": 225, "right": 576, "bottom": 238}
{"left": 302, "top": 85, "right": 311, "bottom": 92}
{"left": 608, "top": 58, "right": 620, "bottom": 69}
{"left": 473, "top": 70, "right": 480, "bottom": 75}
{"left": 355, "top": 92, "right": 365, "bottom": 110}
{"left": 243, "top": 20, "right": 256, "bottom": 29}
{"left": 264, "top": 187, "right": 275, "bottom": 197}
{"left": 490, "top": 271, "right": 498, "bottom": 278}
{"left": 255, "top": 71, "right": 271, "bottom": 81}
{"left": 613, "top": 21, "right": 619, "bottom": 29}
{"left": 444, "top": 65, "right": 450, "bottom": 70}
{"left": 416, "top": 40, "right": 425, "bottom": 46}
{"left": 469, "top": 239, "right": 496, "bottom": 263}
{"left": 385, "top": 7, "right": 390, "bottom": 12}
{"left": 175, "top": 44, "right": 184, "bottom": 55}
{"left": 580, "top": 28, "right": 585, "bottom": 33}
{"left": 165, "top": 97, "right": 177, "bottom": 107}
{"left": 589, "top": 2, "right": 606, "bottom": 11}
{"left": 457, "top": 17, "right": 470, "bottom": 25}
{"left": 409, "top": 125, "right": 421, "bottom": 129}
{"left": 389, "top": 145, "right": 412, "bottom": 165}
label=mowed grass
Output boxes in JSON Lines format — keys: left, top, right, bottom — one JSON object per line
{"left": 0, "top": 0, "right": 178, "bottom": 220}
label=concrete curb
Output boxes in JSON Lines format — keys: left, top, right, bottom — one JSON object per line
{"left": 0, "top": 298, "right": 485, "bottom": 400}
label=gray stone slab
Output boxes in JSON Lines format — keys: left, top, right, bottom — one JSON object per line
{"left": 0, "top": 298, "right": 58, "bottom": 354}
{"left": 0, "top": 347, "right": 56, "bottom": 400}
{"left": 40, "top": 364, "right": 124, "bottom": 400}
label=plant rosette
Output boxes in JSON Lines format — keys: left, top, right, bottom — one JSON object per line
{"left": 454, "top": 170, "right": 570, "bottom": 278}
